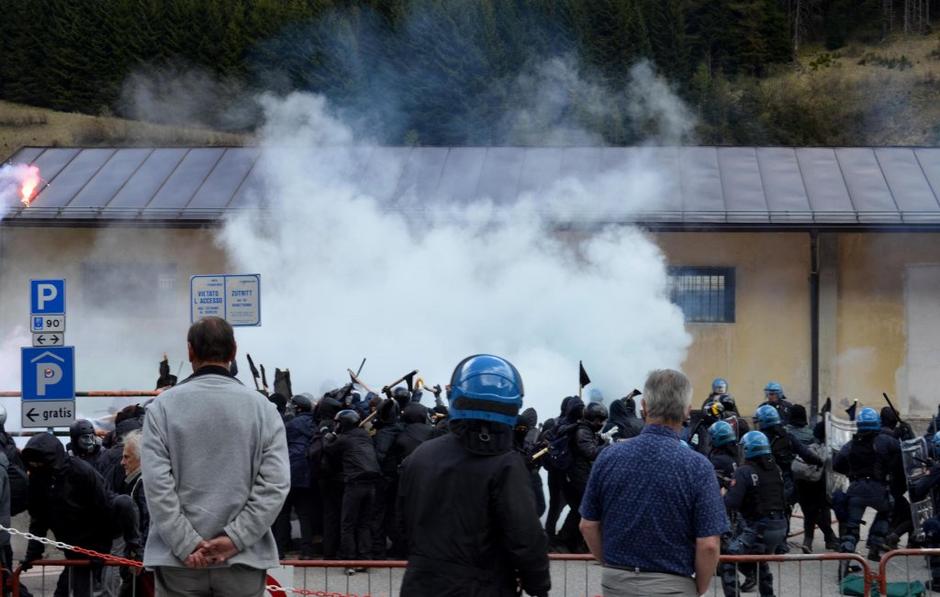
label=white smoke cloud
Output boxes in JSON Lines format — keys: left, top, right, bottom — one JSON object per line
{"left": 220, "top": 90, "right": 692, "bottom": 418}
{"left": 0, "top": 163, "right": 36, "bottom": 219}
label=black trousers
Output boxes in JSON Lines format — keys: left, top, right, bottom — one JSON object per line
{"left": 796, "top": 478, "right": 836, "bottom": 544}
{"left": 545, "top": 468, "right": 566, "bottom": 538}
{"left": 559, "top": 481, "right": 587, "bottom": 553}
{"left": 319, "top": 479, "right": 344, "bottom": 559}
{"left": 340, "top": 482, "right": 375, "bottom": 560}
{"left": 273, "top": 486, "right": 317, "bottom": 557}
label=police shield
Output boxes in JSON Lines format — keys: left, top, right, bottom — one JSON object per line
{"left": 825, "top": 412, "right": 855, "bottom": 499}
{"left": 902, "top": 437, "right": 935, "bottom": 541}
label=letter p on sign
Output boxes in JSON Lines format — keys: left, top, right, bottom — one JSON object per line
{"left": 37, "top": 362, "right": 62, "bottom": 396}
{"left": 30, "top": 280, "right": 65, "bottom": 315}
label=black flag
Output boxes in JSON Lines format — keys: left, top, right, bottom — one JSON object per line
{"left": 579, "top": 361, "right": 591, "bottom": 389}
{"left": 845, "top": 400, "right": 858, "bottom": 421}
{"left": 820, "top": 397, "right": 831, "bottom": 415}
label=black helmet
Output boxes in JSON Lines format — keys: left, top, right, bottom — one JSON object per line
{"left": 392, "top": 386, "right": 411, "bottom": 401}
{"left": 584, "top": 402, "right": 608, "bottom": 430}
{"left": 335, "top": 409, "right": 361, "bottom": 432}
{"left": 291, "top": 393, "right": 315, "bottom": 413}
{"left": 69, "top": 419, "right": 98, "bottom": 454}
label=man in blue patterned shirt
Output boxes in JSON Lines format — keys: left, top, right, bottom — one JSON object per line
{"left": 580, "top": 369, "right": 729, "bottom": 597}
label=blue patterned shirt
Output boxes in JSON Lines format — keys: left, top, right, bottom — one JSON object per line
{"left": 580, "top": 424, "right": 729, "bottom": 576}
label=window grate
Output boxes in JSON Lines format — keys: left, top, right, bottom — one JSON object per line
{"left": 667, "top": 267, "right": 735, "bottom": 323}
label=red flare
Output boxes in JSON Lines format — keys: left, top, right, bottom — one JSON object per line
{"left": 20, "top": 165, "right": 40, "bottom": 206}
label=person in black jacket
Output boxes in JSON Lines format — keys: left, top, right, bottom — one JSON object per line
{"left": 324, "top": 409, "right": 381, "bottom": 566}
{"left": 308, "top": 396, "right": 344, "bottom": 559}
{"left": 21, "top": 433, "right": 125, "bottom": 597}
{"left": 67, "top": 419, "right": 106, "bottom": 471}
{"left": 394, "top": 404, "right": 434, "bottom": 461}
{"left": 601, "top": 395, "right": 643, "bottom": 441}
{"left": 544, "top": 397, "right": 583, "bottom": 543}
{"left": 397, "top": 354, "right": 550, "bottom": 597}
{"left": 513, "top": 408, "right": 546, "bottom": 517}
{"left": 371, "top": 399, "right": 404, "bottom": 559}
{"left": 558, "top": 402, "right": 608, "bottom": 553}
{"left": 274, "top": 394, "right": 318, "bottom": 559}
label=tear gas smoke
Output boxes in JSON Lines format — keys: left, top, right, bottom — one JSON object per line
{"left": 0, "top": 163, "right": 40, "bottom": 214}
{"left": 222, "top": 86, "right": 692, "bottom": 418}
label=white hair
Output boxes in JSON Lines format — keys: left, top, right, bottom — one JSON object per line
{"left": 123, "top": 429, "right": 142, "bottom": 456}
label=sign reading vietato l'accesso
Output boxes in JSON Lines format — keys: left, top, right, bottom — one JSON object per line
{"left": 190, "top": 274, "right": 261, "bottom": 326}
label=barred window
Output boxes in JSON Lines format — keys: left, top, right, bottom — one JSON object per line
{"left": 668, "top": 267, "right": 735, "bottom": 323}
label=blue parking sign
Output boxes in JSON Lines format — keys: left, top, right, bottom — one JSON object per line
{"left": 30, "top": 279, "right": 65, "bottom": 315}
{"left": 21, "top": 346, "right": 75, "bottom": 400}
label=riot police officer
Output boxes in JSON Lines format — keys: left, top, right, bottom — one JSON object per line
{"left": 758, "top": 382, "right": 793, "bottom": 424}
{"left": 755, "top": 405, "right": 822, "bottom": 506}
{"left": 833, "top": 407, "right": 897, "bottom": 565}
{"left": 708, "top": 420, "right": 738, "bottom": 489}
{"left": 912, "top": 432, "right": 940, "bottom": 589}
{"left": 720, "top": 431, "right": 788, "bottom": 597}
{"left": 397, "top": 354, "right": 550, "bottom": 597}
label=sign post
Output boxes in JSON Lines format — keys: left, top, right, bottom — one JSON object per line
{"left": 23, "top": 279, "right": 75, "bottom": 428}
{"left": 191, "top": 274, "right": 261, "bottom": 326}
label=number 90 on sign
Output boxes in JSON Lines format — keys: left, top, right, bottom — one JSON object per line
{"left": 30, "top": 315, "right": 65, "bottom": 333}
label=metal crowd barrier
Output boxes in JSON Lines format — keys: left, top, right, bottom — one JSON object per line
{"left": 10, "top": 559, "right": 147, "bottom": 597}
{"left": 6, "top": 552, "right": 880, "bottom": 597}
{"left": 878, "top": 547, "right": 940, "bottom": 596}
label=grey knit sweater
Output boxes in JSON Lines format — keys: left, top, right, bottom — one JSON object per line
{"left": 141, "top": 367, "right": 289, "bottom": 569}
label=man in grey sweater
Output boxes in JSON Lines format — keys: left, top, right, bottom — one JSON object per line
{"left": 141, "top": 317, "right": 290, "bottom": 597}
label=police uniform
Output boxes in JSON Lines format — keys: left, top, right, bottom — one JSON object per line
{"left": 720, "top": 432, "right": 787, "bottom": 597}
{"left": 911, "top": 433, "right": 940, "bottom": 589}
{"left": 832, "top": 408, "right": 896, "bottom": 562}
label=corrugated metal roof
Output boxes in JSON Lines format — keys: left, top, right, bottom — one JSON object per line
{"left": 5, "top": 146, "right": 940, "bottom": 227}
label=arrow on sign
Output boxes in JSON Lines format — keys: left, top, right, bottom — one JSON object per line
{"left": 36, "top": 336, "right": 45, "bottom": 345}
{"left": 25, "top": 408, "right": 38, "bottom": 423}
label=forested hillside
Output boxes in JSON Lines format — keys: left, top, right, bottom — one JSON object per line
{"left": 1, "top": 0, "right": 938, "bottom": 145}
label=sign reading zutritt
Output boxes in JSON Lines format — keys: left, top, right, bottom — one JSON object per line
{"left": 191, "top": 274, "right": 261, "bottom": 326}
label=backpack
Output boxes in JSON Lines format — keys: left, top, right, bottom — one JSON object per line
{"left": 547, "top": 424, "right": 576, "bottom": 472}
{"left": 792, "top": 442, "right": 826, "bottom": 483}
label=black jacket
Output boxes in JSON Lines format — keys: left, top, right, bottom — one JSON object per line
{"left": 286, "top": 412, "right": 316, "bottom": 488}
{"left": 22, "top": 433, "right": 115, "bottom": 558}
{"left": 603, "top": 398, "right": 643, "bottom": 440}
{"left": 567, "top": 422, "right": 605, "bottom": 487}
{"left": 374, "top": 423, "right": 405, "bottom": 478}
{"left": 398, "top": 429, "right": 550, "bottom": 597}
{"left": 324, "top": 427, "right": 381, "bottom": 483}
{"left": 394, "top": 422, "right": 434, "bottom": 462}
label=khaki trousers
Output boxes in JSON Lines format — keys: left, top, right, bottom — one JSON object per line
{"left": 601, "top": 566, "right": 698, "bottom": 597}
{"left": 154, "top": 565, "right": 266, "bottom": 597}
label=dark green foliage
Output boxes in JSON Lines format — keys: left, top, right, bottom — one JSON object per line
{"left": 0, "top": 0, "right": 936, "bottom": 144}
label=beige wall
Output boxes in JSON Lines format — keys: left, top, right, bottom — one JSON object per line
{"left": 655, "top": 232, "right": 812, "bottom": 416}
{"left": 0, "top": 226, "right": 228, "bottom": 390}
{"left": 835, "top": 233, "right": 940, "bottom": 416}
{"left": 3, "top": 226, "right": 936, "bottom": 419}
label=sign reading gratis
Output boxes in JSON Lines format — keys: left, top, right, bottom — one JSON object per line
{"left": 191, "top": 274, "right": 261, "bottom": 326}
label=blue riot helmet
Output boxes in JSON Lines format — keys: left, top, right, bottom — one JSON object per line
{"left": 764, "top": 381, "right": 783, "bottom": 399}
{"left": 712, "top": 378, "right": 728, "bottom": 394}
{"left": 709, "top": 420, "right": 736, "bottom": 448}
{"left": 932, "top": 432, "right": 940, "bottom": 454}
{"left": 680, "top": 440, "right": 692, "bottom": 449}
{"left": 856, "top": 407, "right": 881, "bottom": 432}
{"left": 755, "top": 404, "right": 781, "bottom": 430}
{"left": 741, "top": 430, "right": 772, "bottom": 459}
{"left": 447, "top": 354, "right": 524, "bottom": 427}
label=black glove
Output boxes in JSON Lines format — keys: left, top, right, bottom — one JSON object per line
{"left": 20, "top": 553, "right": 40, "bottom": 571}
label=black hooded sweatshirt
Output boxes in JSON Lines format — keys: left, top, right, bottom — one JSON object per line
{"left": 397, "top": 419, "right": 550, "bottom": 597}
{"left": 602, "top": 397, "right": 643, "bottom": 440}
{"left": 22, "top": 433, "right": 114, "bottom": 559}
